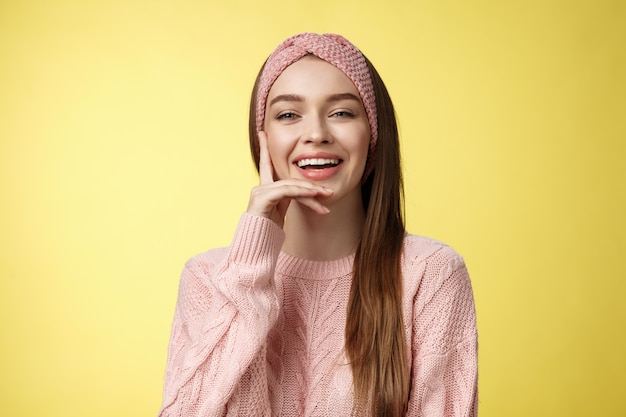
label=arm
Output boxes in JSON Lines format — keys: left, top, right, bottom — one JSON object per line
{"left": 158, "top": 214, "right": 285, "bottom": 417}
{"left": 158, "top": 132, "right": 334, "bottom": 416}
{"left": 407, "top": 247, "right": 478, "bottom": 417}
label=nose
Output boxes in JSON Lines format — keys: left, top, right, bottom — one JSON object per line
{"left": 302, "top": 115, "right": 333, "bottom": 144}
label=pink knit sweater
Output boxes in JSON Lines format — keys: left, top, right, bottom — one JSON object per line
{"left": 158, "top": 214, "right": 478, "bottom": 416}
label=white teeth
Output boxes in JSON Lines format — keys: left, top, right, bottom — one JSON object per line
{"left": 297, "top": 158, "right": 340, "bottom": 168}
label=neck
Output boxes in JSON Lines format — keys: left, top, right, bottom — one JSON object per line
{"left": 282, "top": 193, "right": 365, "bottom": 261}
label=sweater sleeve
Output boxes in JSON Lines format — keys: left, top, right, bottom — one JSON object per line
{"left": 407, "top": 246, "right": 478, "bottom": 417}
{"left": 158, "top": 213, "right": 285, "bottom": 417}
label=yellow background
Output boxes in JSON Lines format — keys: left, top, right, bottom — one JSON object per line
{"left": 1, "top": 0, "right": 624, "bottom": 416}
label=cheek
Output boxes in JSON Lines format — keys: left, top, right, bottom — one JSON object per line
{"left": 351, "top": 127, "right": 371, "bottom": 166}
{"left": 266, "top": 139, "right": 292, "bottom": 178}
{"left": 353, "top": 132, "right": 371, "bottom": 178}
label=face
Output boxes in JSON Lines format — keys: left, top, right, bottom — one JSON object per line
{"left": 263, "top": 56, "right": 371, "bottom": 205}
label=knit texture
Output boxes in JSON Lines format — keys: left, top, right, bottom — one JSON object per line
{"left": 255, "top": 33, "right": 378, "bottom": 177}
{"left": 158, "top": 214, "right": 478, "bottom": 416}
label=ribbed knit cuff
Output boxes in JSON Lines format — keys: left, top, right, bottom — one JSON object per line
{"left": 228, "top": 213, "right": 285, "bottom": 266}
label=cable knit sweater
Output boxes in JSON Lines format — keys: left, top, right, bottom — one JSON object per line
{"left": 158, "top": 213, "right": 478, "bottom": 416}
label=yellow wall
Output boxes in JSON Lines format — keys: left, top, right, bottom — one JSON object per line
{"left": 1, "top": 0, "right": 624, "bottom": 415}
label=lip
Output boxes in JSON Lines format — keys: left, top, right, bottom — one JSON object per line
{"left": 293, "top": 152, "right": 343, "bottom": 163}
{"left": 292, "top": 152, "right": 344, "bottom": 181}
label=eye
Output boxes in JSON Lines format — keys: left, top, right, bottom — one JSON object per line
{"left": 331, "top": 110, "right": 355, "bottom": 118}
{"left": 276, "top": 112, "right": 298, "bottom": 120}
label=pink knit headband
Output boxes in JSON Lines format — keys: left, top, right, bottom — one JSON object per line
{"left": 255, "top": 33, "right": 378, "bottom": 175}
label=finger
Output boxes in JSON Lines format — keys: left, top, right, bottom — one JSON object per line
{"left": 265, "top": 184, "right": 332, "bottom": 215}
{"left": 258, "top": 131, "right": 274, "bottom": 185}
{"left": 293, "top": 197, "right": 331, "bottom": 215}
{"left": 258, "top": 183, "right": 330, "bottom": 205}
{"left": 247, "top": 182, "right": 332, "bottom": 218}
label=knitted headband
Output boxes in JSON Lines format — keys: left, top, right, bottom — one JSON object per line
{"left": 255, "top": 33, "right": 378, "bottom": 176}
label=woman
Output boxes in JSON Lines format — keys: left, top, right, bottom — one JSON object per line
{"left": 158, "top": 33, "right": 478, "bottom": 417}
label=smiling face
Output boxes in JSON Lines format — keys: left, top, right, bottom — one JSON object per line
{"left": 263, "top": 55, "right": 371, "bottom": 206}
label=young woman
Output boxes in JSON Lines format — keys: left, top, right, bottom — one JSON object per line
{"left": 158, "top": 33, "right": 478, "bottom": 417}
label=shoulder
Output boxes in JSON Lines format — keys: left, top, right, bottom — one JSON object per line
{"left": 402, "top": 233, "right": 465, "bottom": 271}
{"left": 176, "top": 247, "right": 231, "bottom": 295}
{"left": 401, "top": 233, "right": 469, "bottom": 299}
{"left": 183, "top": 246, "right": 230, "bottom": 277}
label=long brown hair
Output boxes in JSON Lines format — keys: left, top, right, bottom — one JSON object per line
{"left": 248, "top": 55, "right": 408, "bottom": 417}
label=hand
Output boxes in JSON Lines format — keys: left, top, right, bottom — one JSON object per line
{"left": 246, "top": 131, "right": 333, "bottom": 228}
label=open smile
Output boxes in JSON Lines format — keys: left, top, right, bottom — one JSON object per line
{"left": 295, "top": 158, "right": 342, "bottom": 169}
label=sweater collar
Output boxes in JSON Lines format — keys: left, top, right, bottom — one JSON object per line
{"left": 275, "top": 251, "right": 355, "bottom": 281}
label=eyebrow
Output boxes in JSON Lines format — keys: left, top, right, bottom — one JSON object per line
{"left": 268, "top": 94, "right": 303, "bottom": 106}
{"left": 327, "top": 93, "right": 361, "bottom": 103}
{"left": 268, "top": 92, "right": 361, "bottom": 107}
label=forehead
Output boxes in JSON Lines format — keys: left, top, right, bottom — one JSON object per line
{"left": 267, "top": 55, "right": 360, "bottom": 98}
